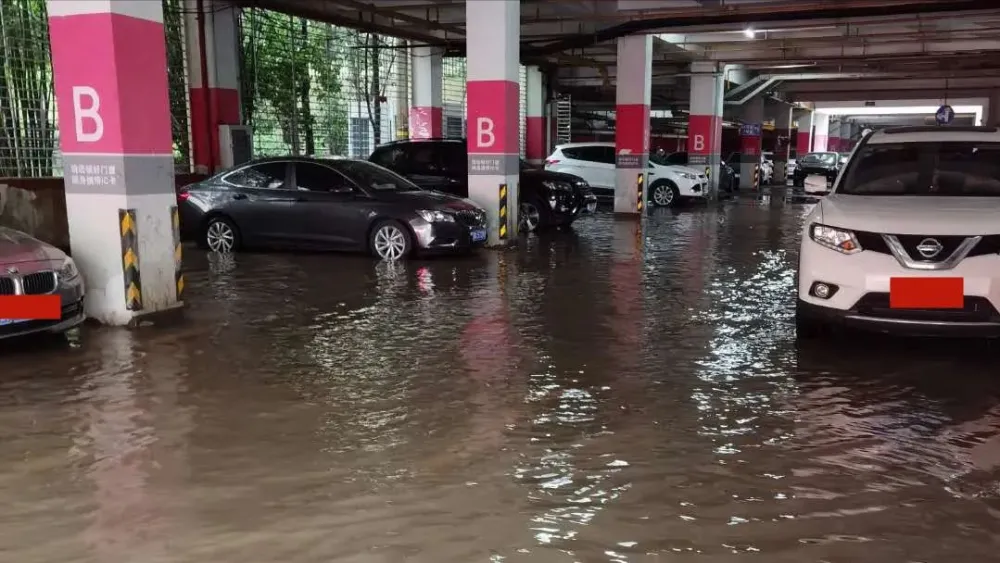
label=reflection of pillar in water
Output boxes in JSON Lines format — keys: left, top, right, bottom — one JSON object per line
{"left": 609, "top": 219, "right": 645, "bottom": 373}
{"left": 79, "top": 330, "right": 192, "bottom": 561}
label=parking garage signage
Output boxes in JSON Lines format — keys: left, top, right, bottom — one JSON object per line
{"left": 935, "top": 105, "right": 954, "bottom": 125}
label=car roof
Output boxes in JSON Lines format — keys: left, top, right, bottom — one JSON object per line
{"left": 555, "top": 141, "right": 614, "bottom": 149}
{"left": 866, "top": 125, "right": 1000, "bottom": 145}
{"left": 375, "top": 138, "right": 465, "bottom": 148}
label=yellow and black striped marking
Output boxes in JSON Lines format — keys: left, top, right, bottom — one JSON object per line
{"left": 636, "top": 173, "right": 644, "bottom": 212}
{"left": 498, "top": 183, "right": 508, "bottom": 239}
{"left": 753, "top": 164, "right": 760, "bottom": 190}
{"left": 170, "top": 205, "right": 184, "bottom": 301}
{"left": 119, "top": 208, "right": 142, "bottom": 311}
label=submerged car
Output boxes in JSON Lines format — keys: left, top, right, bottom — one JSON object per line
{"left": 796, "top": 125, "right": 1000, "bottom": 338}
{"left": 372, "top": 138, "right": 596, "bottom": 233}
{"left": 178, "top": 156, "right": 489, "bottom": 260}
{"left": 791, "top": 151, "right": 843, "bottom": 194}
{"left": 0, "top": 227, "right": 85, "bottom": 340}
{"left": 663, "top": 151, "right": 737, "bottom": 196}
{"left": 647, "top": 152, "right": 711, "bottom": 207}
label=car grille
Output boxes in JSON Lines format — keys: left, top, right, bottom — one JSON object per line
{"left": 455, "top": 209, "right": 487, "bottom": 228}
{"left": 855, "top": 231, "right": 1000, "bottom": 260}
{"left": 0, "top": 271, "right": 57, "bottom": 296}
{"left": 851, "top": 292, "right": 1000, "bottom": 323}
{"left": 0, "top": 277, "right": 13, "bottom": 295}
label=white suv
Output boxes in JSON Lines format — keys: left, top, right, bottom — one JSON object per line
{"left": 796, "top": 126, "right": 1000, "bottom": 338}
{"left": 545, "top": 142, "right": 709, "bottom": 207}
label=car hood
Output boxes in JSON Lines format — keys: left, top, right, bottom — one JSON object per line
{"left": 819, "top": 195, "right": 1000, "bottom": 235}
{"left": 374, "top": 190, "right": 482, "bottom": 211}
{"left": 521, "top": 168, "right": 586, "bottom": 185}
{"left": 652, "top": 163, "right": 704, "bottom": 176}
{"left": 0, "top": 226, "right": 65, "bottom": 265}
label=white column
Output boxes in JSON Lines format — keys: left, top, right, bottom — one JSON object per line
{"left": 410, "top": 45, "right": 443, "bottom": 139}
{"left": 466, "top": 0, "right": 520, "bottom": 245}
{"left": 840, "top": 120, "right": 853, "bottom": 150}
{"left": 525, "top": 66, "right": 546, "bottom": 164}
{"left": 796, "top": 111, "right": 814, "bottom": 155}
{"left": 614, "top": 35, "right": 652, "bottom": 215}
{"left": 687, "top": 62, "right": 724, "bottom": 192}
{"left": 813, "top": 112, "right": 830, "bottom": 151}
{"left": 773, "top": 103, "right": 793, "bottom": 183}
{"left": 739, "top": 97, "right": 764, "bottom": 190}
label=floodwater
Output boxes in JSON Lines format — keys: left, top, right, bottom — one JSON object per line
{"left": 2, "top": 198, "right": 1000, "bottom": 562}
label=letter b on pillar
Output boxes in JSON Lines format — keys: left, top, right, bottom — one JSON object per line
{"left": 72, "top": 86, "right": 104, "bottom": 143}
{"left": 477, "top": 117, "right": 496, "bottom": 149}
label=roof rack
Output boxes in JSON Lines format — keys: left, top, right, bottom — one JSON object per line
{"left": 882, "top": 125, "right": 999, "bottom": 134}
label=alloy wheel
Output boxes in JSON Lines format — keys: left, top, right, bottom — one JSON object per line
{"left": 653, "top": 185, "right": 674, "bottom": 207}
{"left": 373, "top": 225, "right": 407, "bottom": 260}
{"left": 520, "top": 202, "right": 541, "bottom": 232}
{"left": 206, "top": 221, "right": 235, "bottom": 252}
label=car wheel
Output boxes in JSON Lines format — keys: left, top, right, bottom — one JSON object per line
{"left": 650, "top": 181, "right": 680, "bottom": 207}
{"left": 519, "top": 198, "right": 549, "bottom": 233}
{"left": 203, "top": 215, "right": 241, "bottom": 253}
{"left": 370, "top": 220, "right": 412, "bottom": 261}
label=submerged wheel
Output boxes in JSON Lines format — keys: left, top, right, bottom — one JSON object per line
{"left": 203, "top": 216, "right": 241, "bottom": 253}
{"left": 370, "top": 220, "right": 412, "bottom": 261}
{"left": 519, "top": 199, "right": 547, "bottom": 233}
{"left": 651, "top": 181, "right": 680, "bottom": 207}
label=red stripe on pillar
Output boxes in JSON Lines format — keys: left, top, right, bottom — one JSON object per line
{"left": 796, "top": 132, "right": 812, "bottom": 154}
{"left": 525, "top": 116, "right": 546, "bottom": 161}
{"left": 813, "top": 134, "right": 829, "bottom": 152}
{"left": 189, "top": 87, "right": 240, "bottom": 170}
{"left": 467, "top": 80, "right": 519, "bottom": 155}
{"left": 615, "top": 104, "right": 651, "bottom": 156}
{"left": 409, "top": 106, "right": 443, "bottom": 139}
{"left": 688, "top": 115, "right": 722, "bottom": 158}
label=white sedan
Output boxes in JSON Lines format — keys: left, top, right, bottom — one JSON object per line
{"left": 647, "top": 154, "right": 710, "bottom": 207}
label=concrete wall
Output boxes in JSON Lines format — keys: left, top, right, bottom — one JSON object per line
{"left": 0, "top": 174, "right": 206, "bottom": 252}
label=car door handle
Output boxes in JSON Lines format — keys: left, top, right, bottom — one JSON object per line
{"left": 232, "top": 193, "right": 248, "bottom": 200}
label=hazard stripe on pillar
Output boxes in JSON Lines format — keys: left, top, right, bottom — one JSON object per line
{"left": 170, "top": 205, "right": 184, "bottom": 300}
{"left": 753, "top": 164, "right": 760, "bottom": 190}
{"left": 118, "top": 209, "right": 142, "bottom": 311}
{"left": 636, "top": 173, "right": 644, "bottom": 212}
{"left": 498, "top": 183, "right": 508, "bottom": 240}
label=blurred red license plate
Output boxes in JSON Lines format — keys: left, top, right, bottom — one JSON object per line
{"left": 889, "top": 277, "right": 964, "bottom": 309}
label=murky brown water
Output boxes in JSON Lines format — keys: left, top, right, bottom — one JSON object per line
{"left": 3, "top": 199, "right": 1000, "bottom": 562}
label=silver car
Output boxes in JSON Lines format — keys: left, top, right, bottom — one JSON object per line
{"left": 0, "top": 227, "right": 85, "bottom": 339}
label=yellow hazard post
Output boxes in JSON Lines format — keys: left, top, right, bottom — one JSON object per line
{"left": 636, "top": 173, "right": 644, "bottom": 212}
{"left": 118, "top": 209, "right": 142, "bottom": 310}
{"left": 498, "top": 183, "right": 508, "bottom": 240}
{"left": 753, "top": 164, "right": 760, "bottom": 190}
{"left": 170, "top": 205, "right": 184, "bottom": 301}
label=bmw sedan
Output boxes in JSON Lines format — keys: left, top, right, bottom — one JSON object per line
{"left": 178, "top": 157, "right": 489, "bottom": 260}
{"left": 0, "top": 227, "right": 85, "bottom": 340}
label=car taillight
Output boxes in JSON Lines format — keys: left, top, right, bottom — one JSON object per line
{"left": 177, "top": 191, "right": 190, "bottom": 202}
{"left": 545, "top": 159, "right": 560, "bottom": 166}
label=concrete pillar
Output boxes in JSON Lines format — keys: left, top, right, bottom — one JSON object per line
{"left": 829, "top": 117, "right": 842, "bottom": 152}
{"left": 184, "top": 0, "right": 241, "bottom": 174}
{"left": 796, "top": 111, "right": 814, "bottom": 155}
{"left": 986, "top": 90, "right": 1000, "bottom": 127}
{"left": 614, "top": 35, "right": 652, "bottom": 215}
{"left": 47, "top": 0, "right": 182, "bottom": 325}
{"left": 840, "top": 121, "right": 853, "bottom": 151}
{"left": 739, "top": 97, "right": 764, "bottom": 190}
{"left": 525, "top": 66, "right": 546, "bottom": 165}
{"left": 466, "top": 0, "right": 520, "bottom": 245}
{"left": 687, "top": 62, "right": 724, "bottom": 193}
{"left": 813, "top": 112, "right": 830, "bottom": 151}
{"left": 410, "top": 45, "right": 443, "bottom": 139}
{"left": 773, "top": 103, "right": 793, "bottom": 184}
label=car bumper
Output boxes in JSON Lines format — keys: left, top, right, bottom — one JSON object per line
{"left": 411, "top": 220, "right": 488, "bottom": 253}
{"left": 676, "top": 178, "right": 710, "bottom": 198}
{"left": 798, "top": 241, "right": 1000, "bottom": 337}
{"left": 0, "top": 295, "right": 86, "bottom": 340}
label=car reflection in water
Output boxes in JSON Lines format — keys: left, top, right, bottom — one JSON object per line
{"left": 178, "top": 157, "right": 489, "bottom": 261}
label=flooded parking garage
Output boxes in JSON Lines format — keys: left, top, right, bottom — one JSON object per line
{"left": 3, "top": 199, "right": 1000, "bottom": 562}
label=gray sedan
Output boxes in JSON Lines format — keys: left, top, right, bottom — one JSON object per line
{"left": 0, "top": 227, "right": 85, "bottom": 340}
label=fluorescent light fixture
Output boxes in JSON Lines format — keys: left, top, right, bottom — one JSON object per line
{"left": 743, "top": 27, "right": 756, "bottom": 39}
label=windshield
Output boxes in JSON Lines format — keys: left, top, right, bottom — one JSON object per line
{"left": 329, "top": 160, "right": 420, "bottom": 192}
{"left": 649, "top": 153, "right": 671, "bottom": 166}
{"left": 837, "top": 141, "right": 1000, "bottom": 196}
{"left": 799, "top": 152, "right": 838, "bottom": 166}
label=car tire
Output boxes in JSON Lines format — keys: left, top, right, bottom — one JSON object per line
{"left": 369, "top": 220, "right": 412, "bottom": 261}
{"left": 650, "top": 181, "right": 680, "bottom": 208}
{"left": 202, "top": 215, "right": 241, "bottom": 253}
{"left": 519, "top": 197, "right": 550, "bottom": 233}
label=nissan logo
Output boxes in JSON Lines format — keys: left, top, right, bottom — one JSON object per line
{"left": 916, "top": 238, "right": 944, "bottom": 259}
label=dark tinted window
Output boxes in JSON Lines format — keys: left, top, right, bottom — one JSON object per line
{"left": 294, "top": 162, "right": 353, "bottom": 192}
{"left": 799, "top": 152, "right": 838, "bottom": 166}
{"left": 561, "top": 145, "right": 615, "bottom": 164}
{"left": 370, "top": 146, "right": 407, "bottom": 170}
{"left": 327, "top": 160, "right": 420, "bottom": 192}
{"left": 438, "top": 143, "right": 468, "bottom": 176}
{"left": 223, "top": 162, "right": 286, "bottom": 189}
{"left": 665, "top": 152, "right": 688, "bottom": 165}
{"left": 406, "top": 143, "right": 444, "bottom": 174}
{"left": 838, "top": 141, "right": 1000, "bottom": 196}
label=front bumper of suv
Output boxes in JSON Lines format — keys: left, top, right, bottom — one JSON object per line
{"left": 798, "top": 240, "right": 1000, "bottom": 337}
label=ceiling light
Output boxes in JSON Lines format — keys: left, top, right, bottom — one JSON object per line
{"left": 743, "top": 27, "right": 756, "bottom": 39}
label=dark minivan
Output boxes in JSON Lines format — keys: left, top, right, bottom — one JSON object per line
{"left": 370, "top": 138, "right": 597, "bottom": 233}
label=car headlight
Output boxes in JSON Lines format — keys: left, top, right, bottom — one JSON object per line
{"left": 679, "top": 172, "right": 697, "bottom": 180}
{"left": 809, "top": 223, "right": 862, "bottom": 254}
{"left": 416, "top": 209, "right": 455, "bottom": 223}
{"left": 542, "top": 180, "right": 573, "bottom": 192}
{"left": 58, "top": 257, "right": 80, "bottom": 282}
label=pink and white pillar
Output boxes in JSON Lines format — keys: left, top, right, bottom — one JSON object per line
{"left": 409, "top": 45, "right": 443, "bottom": 139}
{"left": 614, "top": 35, "right": 652, "bottom": 215}
{"left": 796, "top": 111, "right": 814, "bottom": 155}
{"left": 524, "top": 66, "right": 547, "bottom": 165}
{"left": 184, "top": 0, "right": 241, "bottom": 174}
{"left": 687, "top": 62, "right": 724, "bottom": 193}
{"left": 773, "top": 103, "right": 793, "bottom": 184}
{"left": 828, "top": 117, "right": 841, "bottom": 152}
{"left": 47, "top": 0, "right": 181, "bottom": 325}
{"left": 739, "top": 96, "right": 765, "bottom": 190}
{"left": 813, "top": 112, "right": 830, "bottom": 152}
{"left": 466, "top": 0, "right": 520, "bottom": 244}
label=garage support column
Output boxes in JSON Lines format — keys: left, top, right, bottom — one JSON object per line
{"left": 525, "top": 66, "right": 546, "bottom": 165}
{"left": 687, "top": 62, "right": 724, "bottom": 193}
{"left": 614, "top": 35, "right": 652, "bottom": 215}
{"left": 830, "top": 117, "right": 842, "bottom": 152}
{"left": 739, "top": 97, "right": 764, "bottom": 190}
{"left": 840, "top": 121, "right": 854, "bottom": 151}
{"left": 184, "top": 0, "right": 240, "bottom": 174}
{"left": 410, "top": 45, "right": 443, "bottom": 139}
{"left": 47, "top": 0, "right": 182, "bottom": 325}
{"left": 466, "top": 0, "right": 520, "bottom": 245}
{"left": 773, "top": 104, "right": 793, "bottom": 184}
{"left": 796, "top": 111, "right": 814, "bottom": 155}
{"left": 986, "top": 90, "right": 1000, "bottom": 127}
{"left": 813, "top": 112, "right": 830, "bottom": 151}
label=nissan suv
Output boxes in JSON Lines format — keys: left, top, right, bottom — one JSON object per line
{"left": 796, "top": 126, "right": 1000, "bottom": 338}
{"left": 370, "top": 139, "right": 596, "bottom": 233}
